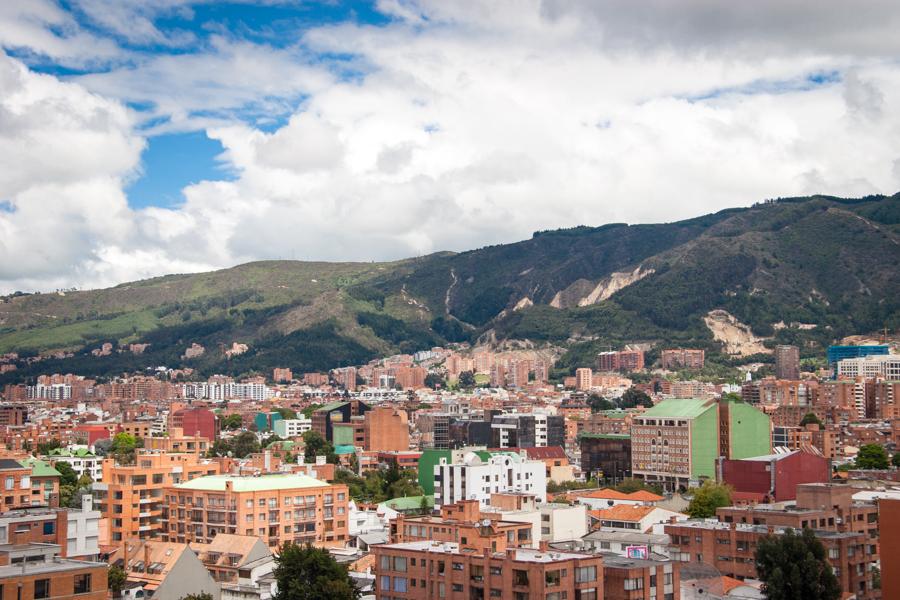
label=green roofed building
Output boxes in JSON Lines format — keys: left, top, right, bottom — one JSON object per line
{"left": 631, "top": 398, "right": 771, "bottom": 491}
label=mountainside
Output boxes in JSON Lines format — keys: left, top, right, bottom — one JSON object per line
{"left": 1, "top": 193, "right": 898, "bottom": 383}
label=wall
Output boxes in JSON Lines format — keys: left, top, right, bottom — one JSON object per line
{"left": 690, "top": 406, "right": 718, "bottom": 480}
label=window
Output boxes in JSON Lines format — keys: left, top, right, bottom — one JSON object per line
{"left": 393, "top": 577, "right": 408, "bottom": 592}
{"left": 74, "top": 573, "right": 91, "bottom": 594}
{"left": 452, "top": 584, "right": 463, "bottom": 592}
{"left": 34, "top": 579, "right": 50, "bottom": 599}
{"left": 380, "top": 576, "right": 391, "bottom": 591}
{"left": 575, "top": 566, "right": 596, "bottom": 583}
{"left": 4, "top": 477, "right": 12, "bottom": 490}
{"left": 394, "top": 557, "right": 407, "bottom": 572}
{"left": 452, "top": 562, "right": 464, "bottom": 571}
{"left": 43, "top": 522, "right": 55, "bottom": 535}
{"left": 624, "top": 578, "right": 644, "bottom": 591}
{"left": 575, "top": 590, "right": 596, "bottom": 600}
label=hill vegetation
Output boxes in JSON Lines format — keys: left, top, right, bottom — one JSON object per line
{"left": 1, "top": 193, "right": 897, "bottom": 383}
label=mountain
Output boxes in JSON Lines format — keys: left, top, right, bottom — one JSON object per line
{"left": 1, "top": 193, "right": 898, "bottom": 383}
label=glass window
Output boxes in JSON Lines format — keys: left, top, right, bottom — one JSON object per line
{"left": 393, "top": 577, "right": 408, "bottom": 593}
{"left": 74, "top": 573, "right": 91, "bottom": 594}
{"left": 34, "top": 579, "right": 50, "bottom": 599}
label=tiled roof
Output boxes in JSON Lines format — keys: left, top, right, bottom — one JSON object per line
{"left": 588, "top": 504, "right": 657, "bottom": 523}
{"left": 575, "top": 488, "right": 663, "bottom": 502}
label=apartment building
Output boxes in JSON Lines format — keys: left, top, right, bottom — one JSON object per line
{"left": 631, "top": 399, "right": 770, "bottom": 491}
{"left": 774, "top": 345, "right": 801, "bottom": 380}
{"left": 274, "top": 417, "right": 313, "bottom": 438}
{"left": 162, "top": 473, "right": 350, "bottom": 549}
{"left": 837, "top": 354, "right": 900, "bottom": 379}
{"left": 312, "top": 400, "right": 370, "bottom": 442}
{"left": 597, "top": 350, "right": 645, "bottom": 373}
{"left": 575, "top": 368, "right": 593, "bottom": 391}
{"left": 666, "top": 521, "right": 878, "bottom": 599}
{"left": 660, "top": 349, "right": 705, "bottom": 370}
{"left": 365, "top": 406, "right": 410, "bottom": 452}
{"left": 169, "top": 407, "right": 218, "bottom": 441}
{"left": 93, "top": 451, "right": 221, "bottom": 542}
{"left": 374, "top": 541, "right": 604, "bottom": 600}
{"left": 47, "top": 448, "right": 103, "bottom": 482}
{"left": 0, "top": 545, "right": 107, "bottom": 600}
{"left": 491, "top": 413, "right": 564, "bottom": 448}
{"left": 434, "top": 450, "right": 547, "bottom": 508}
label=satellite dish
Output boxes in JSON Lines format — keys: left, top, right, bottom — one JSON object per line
{"left": 481, "top": 519, "right": 491, "bottom": 527}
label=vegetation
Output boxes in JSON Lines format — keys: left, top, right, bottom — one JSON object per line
{"left": 614, "top": 478, "right": 663, "bottom": 496}
{"left": 587, "top": 393, "right": 615, "bottom": 412}
{"left": 108, "top": 565, "right": 127, "bottom": 598}
{"left": 687, "top": 481, "right": 732, "bottom": 518}
{"left": 209, "top": 431, "right": 260, "bottom": 459}
{"left": 424, "top": 372, "right": 446, "bottom": 389}
{"left": 618, "top": 387, "right": 653, "bottom": 409}
{"left": 273, "top": 543, "right": 360, "bottom": 600}
{"left": 109, "top": 433, "right": 143, "bottom": 465}
{"left": 854, "top": 444, "right": 890, "bottom": 470}
{"left": 302, "top": 431, "right": 338, "bottom": 464}
{"left": 800, "top": 412, "right": 822, "bottom": 427}
{"left": 333, "top": 463, "right": 423, "bottom": 503}
{"left": 547, "top": 478, "right": 600, "bottom": 494}
{"left": 178, "top": 594, "right": 214, "bottom": 600}
{"left": 221, "top": 413, "right": 243, "bottom": 430}
{"left": 893, "top": 453, "right": 900, "bottom": 468}
{"left": 457, "top": 370, "right": 476, "bottom": 388}
{"left": 755, "top": 528, "right": 841, "bottom": 600}
{"left": 55, "top": 462, "right": 93, "bottom": 508}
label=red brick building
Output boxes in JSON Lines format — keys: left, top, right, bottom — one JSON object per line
{"left": 716, "top": 450, "right": 830, "bottom": 503}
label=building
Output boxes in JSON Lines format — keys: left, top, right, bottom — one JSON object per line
{"left": 163, "top": 473, "right": 350, "bottom": 549}
{"left": 826, "top": 344, "right": 888, "bottom": 366}
{"left": 837, "top": 354, "right": 900, "bottom": 379}
{"left": 365, "top": 406, "right": 410, "bottom": 452}
{"left": 631, "top": 399, "right": 771, "bottom": 491}
{"left": 0, "top": 405, "right": 26, "bottom": 426}
{"left": 47, "top": 448, "right": 104, "bottom": 482}
{"left": 433, "top": 450, "right": 547, "bottom": 508}
{"left": 661, "top": 349, "right": 705, "bottom": 371}
{"left": 272, "top": 368, "right": 292, "bottom": 383}
{"left": 374, "top": 541, "right": 604, "bottom": 600}
{"left": 491, "top": 413, "right": 564, "bottom": 448}
{"left": 170, "top": 407, "right": 219, "bottom": 442}
{"left": 110, "top": 540, "right": 221, "bottom": 600}
{"left": 312, "top": 400, "right": 370, "bottom": 442}
{"left": 580, "top": 434, "right": 632, "bottom": 482}
{"left": 0, "top": 546, "right": 107, "bottom": 600}
{"left": 569, "top": 489, "right": 663, "bottom": 511}
{"left": 602, "top": 553, "right": 679, "bottom": 600}
{"left": 0, "top": 496, "right": 100, "bottom": 560}
{"left": 879, "top": 498, "right": 900, "bottom": 600}
{"left": 598, "top": 350, "right": 645, "bottom": 373}
{"left": 774, "top": 345, "right": 800, "bottom": 380}
{"left": 93, "top": 451, "right": 221, "bottom": 542}
{"left": 587, "top": 504, "right": 686, "bottom": 533}
{"left": 575, "top": 368, "right": 593, "bottom": 391}
{"left": 666, "top": 521, "right": 878, "bottom": 599}
{"left": 192, "top": 533, "right": 271, "bottom": 585}
{"left": 273, "top": 417, "right": 312, "bottom": 439}
{"left": 716, "top": 449, "right": 830, "bottom": 503}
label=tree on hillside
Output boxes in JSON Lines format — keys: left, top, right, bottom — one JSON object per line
{"left": 687, "top": 480, "right": 732, "bottom": 518}
{"left": 855, "top": 444, "right": 889, "bottom": 470}
{"left": 800, "top": 412, "right": 822, "bottom": 427}
{"left": 273, "top": 543, "right": 360, "bottom": 600}
{"left": 755, "top": 528, "right": 840, "bottom": 600}
{"left": 619, "top": 387, "right": 652, "bottom": 409}
{"left": 458, "top": 370, "right": 476, "bottom": 388}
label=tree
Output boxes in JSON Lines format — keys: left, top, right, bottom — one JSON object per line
{"left": 274, "top": 407, "right": 298, "bottom": 420}
{"left": 55, "top": 461, "right": 78, "bottom": 487}
{"left": 800, "top": 412, "right": 822, "bottom": 427}
{"left": 855, "top": 444, "right": 889, "bottom": 470}
{"left": 93, "top": 437, "right": 112, "bottom": 457}
{"left": 37, "top": 439, "right": 62, "bottom": 455}
{"left": 109, "top": 433, "right": 141, "bottom": 465}
{"left": 755, "top": 528, "right": 841, "bottom": 600}
{"left": 302, "top": 431, "right": 337, "bottom": 464}
{"left": 108, "top": 565, "right": 127, "bottom": 598}
{"left": 619, "top": 387, "right": 652, "bottom": 409}
{"left": 615, "top": 478, "right": 662, "bottom": 495}
{"left": 687, "top": 481, "right": 732, "bottom": 518}
{"left": 893, "top": 453, "right": 900, "bottom": 468}
{"left": 458, "top": 370, "right": 476, "bottom": 388}
{"left": 178, "top": 594, "right": 214, "bottom": 600}
{"left": 273, "top": 543, "right": 360, "bottom": 600}
{"left": 221, "top": 413, "right": 243, "bottom": 430}
{"left": 587, "top": 393, "right": 615, "bottom": 412}
{"left": 424, "top": 372, "right": 446, "bottom": 390}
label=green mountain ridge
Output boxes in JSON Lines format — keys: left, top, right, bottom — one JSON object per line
{"left": 1, "top": 193, "right": 898, "bottom": 383}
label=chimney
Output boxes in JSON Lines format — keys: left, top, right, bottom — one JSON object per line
{"left": 539, "top": 540, "right": 549, "bottom": 552}
{"left": 144, "top": 543, "right": 150, "bottom": 573}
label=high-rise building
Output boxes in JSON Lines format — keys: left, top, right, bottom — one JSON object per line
{"left": 272, "top": 368, "right": 293, "bottom": 383}
{"left": 490, "top": 413, "right": 564, "bottom": 448}
{"left": 580, "top": 434, "right": 631, "bottom": 482}
{"left": 169, "top": 407, "right": 218, "bottom": 442}
{"left": 364, "top": 406, "right": 410, "bottom": 451}
{"left": 575, "top": 368, "right": 593, "bottom": 391}
{"left": 836, "top": 355, "right": 900, "bottom": 379}
{"left": 827, "top": 344, "right": 889, "bottom": 366}
{"left": 631, "top": 399, "right": 771, "bottom": 491}
{"left": 597, "top": 350, "right": 645, "bottom": 373}
{"left": 660, "top": 349, "right": 705, "bottom": 370}
{"left": 774, "top": 345, "right": 800, "bottom": 380}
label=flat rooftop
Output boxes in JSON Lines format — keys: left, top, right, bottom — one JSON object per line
{"left": 174, "top": 473, "right": 331, "bottom": 492}
{"left": 0, "top": 558, "right": 105, "bottom": 577}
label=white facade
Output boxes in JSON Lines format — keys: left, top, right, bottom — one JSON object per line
{"left": 67, "top": 495, "right": 101, "bottom": 558}
{"left": 52, "top": 453, "right": 103, "bottom": 482}
{"left": 837, "top": 355, "right": 900, "bottom": 379}
{"left": 273, "top": 417, "right": 312, "bottom": 438}
{"left": 539, "top": 503, "right": 588, "bottom": 542}
{"left": 433, "top": 451, "right": 547, "bottom": 508}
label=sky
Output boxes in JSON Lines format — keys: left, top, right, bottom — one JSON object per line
{"left": 1, "top": 1, "right": 899, "bottom": 293}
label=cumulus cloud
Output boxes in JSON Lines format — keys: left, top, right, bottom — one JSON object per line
{"left": 1, "top": 1, "right": 900, "bottom": 292}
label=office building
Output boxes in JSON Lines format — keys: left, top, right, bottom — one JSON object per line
{"left": 580, "top": 434, "right": 632, "bottom": 482}
{"left": 491, "top": 413, "right": 564, "bottom": 448}
{"left": 827, "top": 344, "right": 888, "bottom": 366}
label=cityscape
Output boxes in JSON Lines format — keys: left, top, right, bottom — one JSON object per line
{"left": 1, "top": 2, "right": 900, "bottom": 600}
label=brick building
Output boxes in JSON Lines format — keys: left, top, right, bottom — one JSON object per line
{"left": 169, "top": 407, "right": 218, "bottom": 442}
{"left": 162, "top": 473, "right": 350, "bottom": 549}
{"left": 716, "top": 449, "right": 830, "bottom": 503}
{"left": 597, "top": 350, "right": 645, "bottom": 373}
{"left": 660, "top": 349, "right": 705, "bottom": 370}
{"left": 774, "top": 345, "right": 800, "bottom": 380}
{"left": 365, "top": 406, "right": 410, "bottom": 452}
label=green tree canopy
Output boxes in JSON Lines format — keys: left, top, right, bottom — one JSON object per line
{"left": 687, "top": 480, "right": 732, "bottom": 518}
{"left": 273, "top": 543, "right": 360, "bottom": 600}
{"left": 800, "top": 412, "right": 822, "bottom": 427}
{"left": 755, "top": 528, "right": 841, "bottom": 600}
{"left": 109, "top": 432, "right": 142, "bottom": 465}
{"left": 275, "top": 407, "right": 298, "bottom": 420}
{"left": 108, "top": 565, "right": 127, "bottom": 597}
{"left": 614, "top": 478, "right": 663, "bottom": 496}
{"left": 54, "top": 461, "right": 78, "bottom": 487}
{"left": 302, "top": 430, "right": 337, "bottom": 464}
{"left": 619, "top": 387, "right": 652, "bottom": 409}
{"left": 892, "top": 453, "right": 900, "bottom": 468}
{"left": 457, "top": 370, "right": 476, "bottom": 388}
{"left": 587, "top": 393, "right": 615, "bottom": 412}
{"left": 178, "top": 594, "right": 214, "bottom": 600}
{"left": 221, "top": 413, "right": 243, "bottom": 430}
{"left": 424, "top": 372, "right": 446, "bottom": 390}
{"left": 855, "top": 444, "right": 889, "bottom": 470}
{"left": 209, "top": 431, "right": 260, "bottom": 458}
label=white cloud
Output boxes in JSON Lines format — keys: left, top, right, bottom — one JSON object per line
{"left": 1, "top": 1, "right": 900, "bottom": 293}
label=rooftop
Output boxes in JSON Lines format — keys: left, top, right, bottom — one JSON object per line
{"left": 640, "top": 398, "right": 712, "bottom": 419}
{"left": 0, "top": 557, "right": 105, "bottom": 577}
{"left": 174, "top": 473, "right": 331, "bottom": 492}
{"left": 574, "top": 488, "right": 662, "bottom": 502}
{"left": 381, "top": 540, "right": 593, "bottom": 563}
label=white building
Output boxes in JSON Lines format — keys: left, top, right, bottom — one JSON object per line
{"left": 49, "top": 449, "right": 104, "bottom": 482}
{"left": 485, "top": 495, "right": 587, "bottom": 547}
{"left": 837, "top": 355, "right": 900, "bottom": 379}
{"left": 273, "top": 417, "right": 312, "bottom": 438}
{"left": 433, "top": 450, "right": 547, "bottom": 508}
